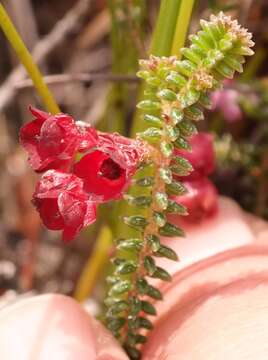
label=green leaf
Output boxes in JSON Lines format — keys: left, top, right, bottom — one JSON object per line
{"left": 181, "top": 47, "right": 202, "bottom": 64}
{"left": 171, "top": 108, "right": 184, "bottom": 124}
{"left": 147, "top": 76, "right": 162, "bottom": 86}
{"left": 160, "top": 141, "right": 174, "bottom": 157}
{"left": 129, "top": 296, "right": 142, "bottom": 315}
{"left": 144, "top": 114, "right": 163, "bottom": 127}
{"left": 136, "top": 278, "right": 149, "bottom": 295}
{"left": 141, "top": 300, "right": 157, "bottom": 315}
{"left": 138, "top": 127, "right": 162, "bottom": 143}
{"left": 124, "top": 345, "right": 141, "bottom": 360}
{"left": 170, "top": 164, "right": 190, "bottom": 176}
{"left": 198, "top": 93, "right": 212, "bottom": 109}
{"left": 123, "top": 216, "right": 148, "bottom": 230}
{"left": 154, "top": 244, "right": 179, "bottom": 261}
{"left": 155, "top": 192, "right": 169, "bottom": 210}
{"left": 109, "top": 280, "right": 132, "bottom": 296}
{"left": 144, "top": 256, "right": 156, "bottom": 275}
{"left": 124, "top": 195, "right": 152, "bottom": 208}
{"left": 159, "top": 222, "right": 185, "bottom": 237}
{"left": 224, "top": 56, "right": 243, "bottom": 73}
{"left": 137, "top": 100, "right": 161, "bottom": 111}
{"left": 173, "top": 136, "right": 191, "bottom": 150}
{"left": 109, "top": 300, "right": 129, "bottom": 315}
{"left": 152, "top": 266, "right": 172, "bottom": 281}
{"left": 166, "top": 71, "right": 187, "bottom": 87}
{"left": 137, "top": 316, "right": 153, "bottom": 330}
{"left": 147, "top": 284, "right": 163, "bottom": 300}
{"left": 134, "top": 334, "right": 147, "bottom": 344}
{"left": 185, "top": 105, "right": 204, "bottom": 121}
{"left": 153, "top": 211, "right": 166, "bottom": 227}
{"left": 177, "top": 119, "right": 197, "bottom": 137}
{"left": 116, "top": 260, "right": 137, "bottom": 275}
{"left": 175, "top": 59, "right": 197, "bottom": 76}
{"left": 166, "top": 199, "right": 188, "bottom": 215}
{"left": 135, "top": 176, "right": 154, "bottom": 187}
{"left": 215, "top": 62, "right": 234, "bottom": 79}
{"left": 172, "top": 156, "right": 193, "bottom": 172}
{"left": 166, "top": 124, "right": 179, "bottom": 141}
{"left": 166, "top": 181, "right": 188, "bottom": 195}
{"left": 117, "top": 238, "right": 143, "bottom": 252}
{"left": 159, "top": 168, "right": 172, "bottom": 184}
{"left": 158, "top": 88, "right": 177, "bottom": 101}
{"left": 179, "top": 89, "right": 200, "bottom": 108}
{"left": 136, "top": 70, "right": 150, "bottom": 79}
{"left": 107, "top": 317, "right": 125, "bottom": 332}
{"left": 146, "top": 234, "right": 161, "bottom": 252}
{"left": 106, "top": 275, "right": 121, "bottom": 285}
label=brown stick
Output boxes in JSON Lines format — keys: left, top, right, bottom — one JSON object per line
{"left": 15, "top": 73, "right": 138, "bottom": 89}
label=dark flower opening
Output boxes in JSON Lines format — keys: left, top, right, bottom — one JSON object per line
{"left": 99, "top": 158, "right": 123, "bottom": 180}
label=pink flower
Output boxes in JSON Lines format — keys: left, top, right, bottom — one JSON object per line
{"left": 33, "top": 170, "right": 97, "bottom": 242}
{"left": 211, "top": 84, "right": 242, "bottom": 123}
{"left": 171, "top": 178, "right": 218, "bottom": 223}
{"left": 20, "top": 107, "right": 98, "bottom": 172}
{"left": 174, "top": 133, "right": 215, "bottom": 179}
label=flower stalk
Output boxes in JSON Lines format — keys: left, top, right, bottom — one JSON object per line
{"left": 105, "top": 12, "right": 254, "bottom": 359}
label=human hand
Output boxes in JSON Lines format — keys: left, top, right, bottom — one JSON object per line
{"left": 1, "top": 197, "right": 268, "bottom": 360}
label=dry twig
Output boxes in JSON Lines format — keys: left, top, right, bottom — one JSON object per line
{"left": 16, "top": 73, "right": 138, "bottom": 89}
{"left": 0, "top": 0, "right": 91, "bottom": 111}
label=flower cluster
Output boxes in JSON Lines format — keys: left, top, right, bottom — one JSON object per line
{"left": 20, "top": 107, "right": 145, "bottom": 241}
{"left": 173, "top": 132, "right": 218, "bottom": 222}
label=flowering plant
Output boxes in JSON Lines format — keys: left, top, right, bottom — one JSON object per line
{"left": 19, "top": 12, "right": 254, "bottom": 360}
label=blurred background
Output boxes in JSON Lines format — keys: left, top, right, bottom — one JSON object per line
{"left": 0, "top": 0, "right": 267, "bottom": 308}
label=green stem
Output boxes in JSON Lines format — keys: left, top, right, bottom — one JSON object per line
{"left": 150, "top": 0, "right": 182, "bottom": 56}
{"left": 170, "top": 0, "right": 195, "bottom": 57}
{"left": 0, "top": 4, "right": 60, "bottom": 114}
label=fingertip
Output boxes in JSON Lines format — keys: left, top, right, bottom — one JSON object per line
{"left": 0, "top": 294, "right": 127, "bottom": 360}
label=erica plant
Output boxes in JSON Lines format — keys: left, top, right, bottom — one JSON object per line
{"left": 104, "top": 13, "right": 254, "bottom": 359}
{"left": 19, "top": 12, "right": 254, "bottom": 360}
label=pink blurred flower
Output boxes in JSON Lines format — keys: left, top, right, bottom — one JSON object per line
{"left": 171, "top": 178, "right": 218, "bottom": 223}
{"left": 174, "top": 132, "right": 215, "bottom": 180}
{"left": 211, "top": 84, "right": 242, "bottom": 123}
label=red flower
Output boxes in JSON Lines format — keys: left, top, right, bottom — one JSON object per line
{"left": 20, "top": 107, "right": 98, "bottom": 172}
{"left": 171, "top": 178, "right": 218, "bottom": 223}
{"left": 73, "top": 150, "right": 128, "bottom": 201}
{"left": 73, "top": 133, "right": 145, "bottom": 201}
{"left": 174, "top": 132, "right": 215, "bottom": 179}
{"left": 97, "top": 132, "right": 145, "bottom": 177}
{"left": 33, "top": 170, "right": 97, "bottom": 241}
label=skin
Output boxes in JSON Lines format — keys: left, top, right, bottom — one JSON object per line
{"left": 0, "top": 197, "right": 268, "bottom": 359}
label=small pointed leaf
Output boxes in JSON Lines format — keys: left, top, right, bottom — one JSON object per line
{"left": 141, "top": 300, "right": 157, "bottom": 315}
{"left": 123, "top": 216, "right": 148, "bottom": 230}
{"left": 166, "top": 200, "right": 188, "bottom": 215}
{"left": 154, "top": 244, "right": 179, "bottom": 261}
{"left": 152, "top": 266, "right": 172, "bottom": 281}
{"left": 159, "top": 222, "right": 185, "bottom": 237}
{"left": 144, "top": 256, "right": 156, "bottom": 276}
{"left": 166, "top": 181, "right": 188, "bottom": 196}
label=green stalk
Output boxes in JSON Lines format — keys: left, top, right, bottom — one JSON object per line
{"left": 0, "top": 4, "right": 60, "bottom": 114}
{"left": 150, "top": 0, "right": 181, "bottom": 56}
{"left": 120, "top": 0, "right": 195, "bottom": 241}
{"left": 170, "top": 0, "right": 195, "bottom": 57}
